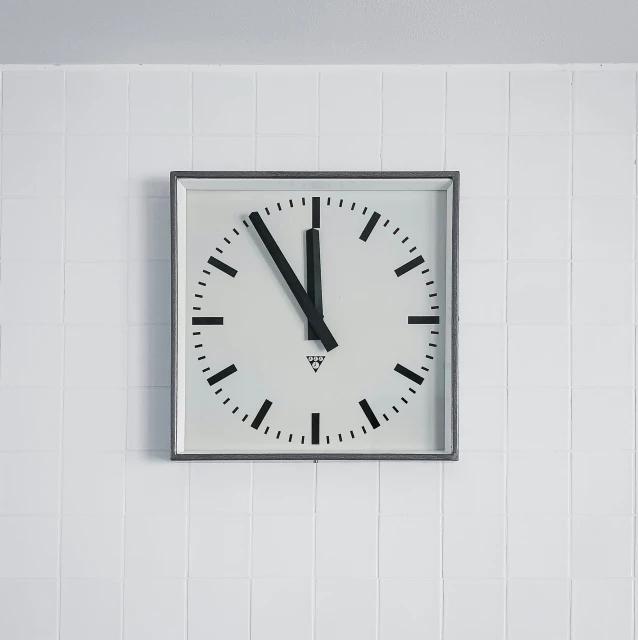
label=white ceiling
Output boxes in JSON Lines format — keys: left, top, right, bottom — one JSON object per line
{"left": 1, "top": 0, "right": 637, "bottom": 64}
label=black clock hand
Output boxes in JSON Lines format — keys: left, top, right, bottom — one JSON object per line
{"left": 249, "top": 211, "right": 338, "bottom": 352}
{"left": 306, "top": 228, "right": 323, "bottom": 341}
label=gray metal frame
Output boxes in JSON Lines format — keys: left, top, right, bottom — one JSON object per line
{"left": 170, "top": 171, "right": 459, "bottom": 461}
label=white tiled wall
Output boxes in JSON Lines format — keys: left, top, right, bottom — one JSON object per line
{"left": 0, "top": 64, "right": 637, "bottom": 639}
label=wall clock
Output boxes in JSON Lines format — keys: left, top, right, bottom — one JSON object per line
{"left": 170, "top": 172, "right": 459, "bottom": 460}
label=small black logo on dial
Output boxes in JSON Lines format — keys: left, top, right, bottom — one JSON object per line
{"left": 307, "top": 356, "right": 325, "bottom": 372}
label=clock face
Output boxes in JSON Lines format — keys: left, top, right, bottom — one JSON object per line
{"left": 173, "top": 175, "right": 457, "bottom": 458}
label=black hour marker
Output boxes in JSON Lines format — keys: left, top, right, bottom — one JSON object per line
{"left": 216, "top": 248, "right": 223, "bottom": 254}
{"left": 207, "top": 364, "right": 237, "bottom": 386}
{"left": 193, "top": 317, "right": 223, "bottom": 325}
{"left": 429, "top": 343, "right": 437, "bottom": 347}
{"left": 311, "top": 413, "right": 320, "bottom": 444}
{"left": 243, "top": 220, "right": 249, "bottom": 228}
{"left": 198, "top": 281, "right": 206, "bottom": 286}
{"left": 409, "top": 388, "right": 416, "bottom": 394}
{"left": 301, "top": 436, "right": 305, "bottom": 443}
{"left": 383, "top": 220, "right": 389, "bottom": 227}
{"left": 197, "top": 356, "right": 205, "bottom": 361}
{"left": 359, "top": 399, "right": 380, "bottom": 429}
{"left": 393, "top": 406, "right": 399, "bottom": 413}
{"left": 395, "top": 256, "right": 425, "bottom": 277}
{"left": 351, "top": 203, "right": 356, "bottom": 210}
{"left": 194, "top": 344, "right": 202, "bottom": 348}
{"left": 350, "top": 430, "right": 355, "bottom": 438}
{"left": 409, "top": 247, "right": 416, "bottom": 253}
{"left": 408, "top": 315, "right": 440, "bottom": 325}
{"left": 362, "top": 207, "right": 367, "bottom": 215}
{"left": 193, "top": 331, "right": 201, "bottom": 336}
{"left": 383, "top": 414, "right": 389, "bottom": 421}
{"left": 359, "top": 211, "right": 381, "bottom": 242}
{"left": 193, "top": 307, "right": 201, "bottom": 311}
{"left": 265, "top": 207, "right": 271, "bottom": 215}
{"left": 232, "top": 407, "right": 238, "bottom": 414}
{"left": 203, "top": 270, "right": 210, "bottom": 275}
{"left": 276, "top": 430, "right": 281, "bottom": 439}
{"left": 265, "top": 426, "right": 270, "bottom": 434}
{"left": 251, "top": 400, "right": 272, "bottom": 430}
{"left": 224, "top": 237, "right": 231, "bottom": 244}
{"left": 302, "top": 197, "right": 306, "bottom": 205}
{"left": 312, "top": 196, "right": 320, "bottom": 228}
{"left": 289, "top": 199, "right": 294, "bottom": 207}
{"left": 326, "top": 436, "right": 330, "bottom": 444}
{"left": 395, "top": 363, "right": 424, "bottom": 385}
{"left": 402, "top": 237, "right": 408, "bottom": 244}
{"left": 233, "top": 228, "right": 239, "bottom": 235}
{"left": 195, "top": 294, "right": 202, "bottom": 298}
{"left": 223, "top": 398, "right": 230, "bottom": 405}
{"left": 401, "top": 397, "right": 408, "bottom": 404}
{"left": 202, "top": 367, "right": 210, "bottom": 372}
{"left": 208, "top": 256, "right": 238, "bottom": 278}
{"left": 426, "top": 281, "right": 434, "bottom": 286}
{"left": 289, "top": 434, "right": 293, "bottom": 442}
{"left": 393, "top": 228, "right": 399, "bottom": 235}
{"left": 362, "top": 426, "right": 367, "bottom": 434}
{"left": 277, "top": 202, "right": 282, "bottom": 211}
{"left": 426, "top": 355, "right": 434, "bottom": 360}
{"left": 327, "top": 197, "right": 331, "bottom": 205}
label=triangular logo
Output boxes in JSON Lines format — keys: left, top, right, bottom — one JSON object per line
{"left": 307, "top": 356, "right": 325, "bottom": 372}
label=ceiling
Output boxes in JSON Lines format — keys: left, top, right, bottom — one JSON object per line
{"left": 1, "top": 0, "right": 637, "bottom": 64}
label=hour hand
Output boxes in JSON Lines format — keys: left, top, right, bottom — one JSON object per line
{"left": 249, "top": 211, "right": 338, "bottom": 352}
{"left": 306, "top": 228, "right": 323, "bottom": 340}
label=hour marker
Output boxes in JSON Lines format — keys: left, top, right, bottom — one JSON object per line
{"left": 302, "top": 197, "right": 306, "bottom": 205}
{"left": 203, "top": 270, "right": 210, "bottom": 275}
{"left": 327, "top": 197, "right": 331, "bottom": 205}
{"left": 243, "top": 220, "right": 249, "bottom": 227}
{"left": 193, "top": 331, "right": 201, "bottom": 336}
{"left": 393, "top": 228, "right": 399, "bottom": 235}
{"left": 301, "top": 435, "right": 305, "bottom": 443}
{"left": 359, "top": 211, "right": 381, "bottom": 242}
{"left": 311, "top": 413, "right": 320, "bottom": 445}
{"left": 207, "top": 364, "right": 237, "bottom": 386}
{"left": 394, "top": 363, "right": 424, "bottom": 385}
{"left": 251, "top": 400, "right": 272, "bottom": 430}
{"left": 401, "top": 397, "right": 408, "bottom": 404}
{"left": 426, "top": 355, "right": 434, "bottom": 360}
{"left": 276, "top": 430, "right": 281, "bottom": 439}
{"left": 224, "top": 237, "right": 231, "bottom": 244}
{"left": 289, "top": 434, "right": 293, "bottom": 442}
{"left": 265, "top": 207, "right": 271, "bottom": 215}
{"left": 194, "top": 344, "right": 202, "bottom": 348}
{"left": 195, "top": 294, "right": 202, "bottom": 298}
{"left": 197, "top": 356, "right": 205, "bottom": 361}
{"left": 338, "top": 434, "right": 343, "bottom": 442}
{"left": 265, "top": 426, "right": 270, "bottom": 434}
{"left": 277, "top": 202, "right": 282, "bottom": 211}
{"left": 326, "top": 436, "right": 330, "bottom": 444}
{"left": 409, "top": 247, "right": 416, "bottom": 253}
{"left": 193, "top": 307, "right": 201, "bottom": 311}
{"left": 202, "top": 367, "right": 210, "bottom": 373}
{"left": 359, "top": 399, "right": 380, "bottom": 429}
{"left": 409, "top": 388, "right": 416, "bottom": 394}
{"left": 208, "top": 256, "right": 238, "bottom": 278}
{"left": 223, "top": 398, "right": 230, "bottom": 405}
{"left": 233, "top": 228, "right": 239, "bottom": 235}
{"left": 429, "top": 343, "right": 437, "bottom": 347}
{"left": 383, "top": 220, "right": 389, "bottom": 227}
{"left": 362, "top": 426, "right": 367, "bottom": 434}
{"left": 192, "top": 317, "right": 224, "bottom": 325}
{"left": 289, "top": 199, "right": 294, "bottom": 207}
{"left": 351, "top": 203, "right": 356, "bottom": 210}
{"left": 198, "top": 281, "right": 206, "bottom": 286}
{"left": 216, "top": 248, "right": 223, "bottom": 254}
{"left": 426, "top": 281, "right": 434, "bottom": 286}
{"left": 383, "top": 414, "right": 389, "bottom": 421}
{"left": 393, "top": 406, "right": 399, "bottom": 413}
{"left": 395, "top": 256, "right": 425, "bottom": 277}
{"left": 232, "top": 407, "right": 238, "bottom": 414}
{"left": 312, "top": 196, "right": 321, "bottom": 228}
{"left": 362, "top": 207, "right": 367, "bottom": 215}
{"left": 408, "top": 315, "right": 440, "bottom": 324}
{"left": 402, "top": 237, "right": 408, "bottom": 243}
{"left": 242, "top": 414, "right": 248, "bottom": 422}
{"left": 350, "top": 430, "right": 355, "bottom": 438}
{"left": 215, "top": 388, "right": 222, "bottom": 394}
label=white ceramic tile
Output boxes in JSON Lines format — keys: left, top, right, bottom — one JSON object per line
{"left": 188, "top": 578, "right": 250, "bottom": 640}
{"left": 443, "top": 579, "right": 505, "bottom": 640}
{"left": 256, "top": 70, "right": 317, "bottom": 135}
{"left": 572, "top": 453, "right": 634, "bottom": 514}
{"left": 66, "top": 135, "right": 128, "bottom": 197}
{"left": 128, "top": 135, "right": 191, "bottom": 197}
{"left": 125, "top": 514, "right": 187, "bottom": 577}
{"left": 61, "top": 515, "right": 123, "bottom": 578}
{"left": 188, "top": 515, "right": 250, "bottom": 577}
{"left": 316, "top": 578, "right": 377, "bottom": 640}
{"left": 507, "top": 388, "right": 570, "bottom": 451}
{"left": 508, "top": 199, "right": 569, "bottom": 259}
{"left": 125, "top": 451, "right": 188, "bottom": 514}
{"left": 60, "top": 580, "right": 123, "bottom": 640}
{"left": 509, "top": 70, "right": 571, "bottom": 133}
{"left": 62, "top": 453, "right": 124, "bottom": 514}
{"left": 572, "top": 262, "right": 634, "bottom": 324}
{"left": 0, "top": 261, "right": 63, "bottom": 323}
{"left": 459, "top": 198, "right": 506, "bottom": 260}
{"left": 379, "top": 579, "right": 441, "bottom": 640}
{"left": 2, "top": 70, "right": 64, "bottom": 133}
{"left": 124, "top": 579, "right": 186, "bottom": 640}
{"left": 572, "top": 197, "right": 635, "bottom": 261}
{"left": 507, "top": 516, "right": 568, "bottom": 578}
{"left": 193, "top": 136, "right": 255, "bottom": 170}
{"left": 444, "top": 453, "right": 505, "bottom": 514}
{"left": 252, "top": 579, "right": 313, "bottom": 640}
{"left": 126, "top": 387, "right": 171, "bottom": 451}
{"left": 572, "top": 325, "right": 634, "bottom": 387}
{"left": 507, "top": 453, "right": 569, "bottom": 514}
{"left": 573, "top": 135, "right": 635, "bottom": 196}
{"left": 445, "top": 135, "right": 507, "bottom": 196}
{"left": 320, "top": 70, "right": 381, "bottom": 134}
{"left": 64, "top": 263, "right": 127, "bottom": 324}
{"left": 127, "top": 260, "right": 171, "bottom": 323}
{"left": 507, "top": 262, "right": 569, "bottom": 323}
{"left": 572, "top": 579, "right": 633, "bottom": 640}
{"left": 1, "top": 198, "right": 64, "bottom": 260}
{"left": 507, "top": 580, "right": 569, "bottom": 640}
{"left": 127, "top": 324, "right": 171, "bottom": 387}
{"left": 128, "top": 197, "right": 170, "bottom": 261}
{"left": 572, "top": 388, "right": 634, "bottom": 451}
{"left": 381, "top": 135, "right": 444, "bottom": 170}
{"left": 1, "top": 135, "right": 64, "bottom": 196}
{"left": 316, "top": 461, "right": 377, "bottom": 513}
{"left": 65, "top": 198, "right": 129, "bottom": 261}
{"left": 64, "top": 326, "right": 127, "bottom": 388}
{"left": 443, "top": 515, "right": 505, "bottom": 578}
{"left": 508, "top": 326, "right": 569, "bottom": 387}
{"left": 193, "top": 71, "right": 255, "bottom": 134}
{"left": 460, "top": 261, "right": 505, "bottom": 323}
{"left": 379, "top": 516, "right": 441, "bottom": 577}
{"left": 0, "top": 388, "right": 62, "bottom": 451}
{"left": 0, "top": 579, "right": 59, "bottom": 640}
{"left": 382, "top": 70, "right": 445, "bottom": 134}
{"left": 459, "top": 324, "right": 506, "bottom": 387}
{"left": 256, "top": 136, "right": 318, "bottom": 170}
{"left": 252, "top": 514, "right": 313, "bottom": 577}
{"left": 573, "top": 71, "right": 636, "bottom": 132}
{"left": 252, "top": 462, "right": 314, "bottom": 513}
{"left": 379, "top": 461, "right": 441, "bottom": 514}
{"left": 188, "top": 462, "right": 251, "bottom": 513}
{"left": 129, "top": 70, "right": 191, "bottom": 134}
{"left": 65, "top": 70, "right": 129, "bottom": 133}
{"left": 0, "top": 325, "right": 63, "bottom": 387}
{"left": 446, "top": 69, "right": 508, "bottom": 133}
{"left": 315, "top": 515, "right": 377, "bottom": 578}
{"left": 459, "top": 388, "right": 506, "bottom": 451}
{"left": 0, "top": 517, "right": 59, "bottom": 578}
{"left": 63, "top": 389, "right": 126, "bottom": 451}
{"left": 319, "top": 135, "right": 381, "bottom": 170}
{"left": 0, "top": 452, "right": 60, "bottom": 514}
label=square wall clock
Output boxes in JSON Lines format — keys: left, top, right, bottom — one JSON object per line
{"left": 170, "top": 172, "right": 459, "bottom": 460}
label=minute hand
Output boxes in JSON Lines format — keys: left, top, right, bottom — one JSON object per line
{"left": 249, "top": 211, "right": 338, "bottom": 352}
